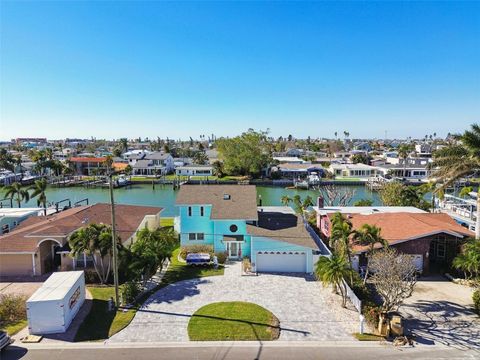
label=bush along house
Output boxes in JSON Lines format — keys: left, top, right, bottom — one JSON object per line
{"left": 314, "top": 203, "right": 474, "bottom": 274}
{"left": 175, "top": 185, "right": 324, "bottom": 273}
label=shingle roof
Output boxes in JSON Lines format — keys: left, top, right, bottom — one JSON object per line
{"left": 0, "top": 204, "right": 162, "bottom": 253}
{"left": 331, "top": 212, "right": 474, "bottom": 253}
{"left": 247, "top": 210, "right": 317, "bottom": 249}
{"left": 176, "top": 185, "right": 258, "bottom": 220}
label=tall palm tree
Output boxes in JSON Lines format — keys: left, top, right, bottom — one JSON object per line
{"left": 4, "top": 182, "right": 30, "bottom": 208}
{"left": 29, "top": 178, "right": 48, "bottom": 216}
{"left": 431, "top": 124, "right": 480, "bottom": 238}
{"left": 398, "top": 144, "right": 412, "bottom": 178}
{"left": 315, "top": 255, "right": 352, "bottom": 308}
{"left": 352, "top": 224, "right": 388, "bottom": 284}
{"left": 330, "top": 212, "right": 353, "bottom": 263}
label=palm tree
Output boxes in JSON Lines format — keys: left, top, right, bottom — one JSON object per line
{"left": 4, "top": 182, "right": 30, "bottom": 208}
{"left": 69, "top": 223, "right": 120, "bottom": 284}
{"left": 330, "top": 213, "right": 353, "bottom": 262}
{"left": 398, "top": 144, "right": 412, "bottom": 177}
{"left": 29, "top": 178, "right": 48, "bottom": 215}
{"left": 431, "top": 124, "right": 480, "bottom": 238}
{"left": 452, "top": 239, "right": 480, "bottom": 279}
{"left": 352, "top": 224, "right": 388, "bottom": 284}
{"left": 315, "top": 255, "right": 352, "bottom": 308}
{"left": 281, "top": 195, "right": 292, "bottom": 206}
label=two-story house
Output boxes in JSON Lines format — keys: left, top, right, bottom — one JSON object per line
{"left": 175, "top": 185, "right": 322, "bottom": 273}
{"left": 130, "top": 151, "right": 174, "bottom": 175}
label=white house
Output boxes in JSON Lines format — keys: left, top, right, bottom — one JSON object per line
{"left": 328, "top": 163, "right": 379, "bottom": 179}
{"left": 130, "top": 152, "right": 174, "bottom": 175}
{"left": 175, "top": 164, "right": 213, "bottom": 176}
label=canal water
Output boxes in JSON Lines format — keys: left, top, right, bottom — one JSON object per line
{"left": 2, "top": 184, "right": 381, "bottom": 217}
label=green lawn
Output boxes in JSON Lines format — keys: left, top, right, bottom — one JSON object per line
{"left": 353, "top": 333, "right": 385, "bottom": 341}
{"left": 75, "top": 246, "right": 223, "bottom": 342}
{"left": 160, "top": 217, "right": 174, "bottom": 227}
{"left": 75, "top": 287, "right": 136, "bottom": 342}
{"left": 188, "top": 301, "right": 280, "bottom": 341}
{"left": 2, "top": 319, "right": 27, "bottom": 336}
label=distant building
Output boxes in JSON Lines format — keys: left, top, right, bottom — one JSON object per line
{"left": 175, "top": 164, "right": 213, "bottom": 177}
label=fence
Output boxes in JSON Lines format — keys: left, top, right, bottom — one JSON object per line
{"left": 343, "top": 280, "right": 362, "bottom": 314}
{"left": 303, "top": 221, "right": 332, "bottom": 256}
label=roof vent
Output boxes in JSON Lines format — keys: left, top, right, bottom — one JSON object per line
{"left": 223, "top": 194, "right": 231, "bottom": 200}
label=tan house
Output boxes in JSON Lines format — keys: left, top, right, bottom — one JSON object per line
{"left": 0, "top": 203, "right": 162, "bottom": 277}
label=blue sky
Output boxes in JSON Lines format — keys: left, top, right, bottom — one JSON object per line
{"left": 1, "top": 1, "right": 479, "bottom": 140}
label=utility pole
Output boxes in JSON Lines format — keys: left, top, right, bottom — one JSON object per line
{"left": 109, "top": 173, "right": 120, "bottom": 306}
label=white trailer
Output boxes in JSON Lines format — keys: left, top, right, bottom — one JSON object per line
{"left": 26, "top": 271, "right": 85, "bottom": 335}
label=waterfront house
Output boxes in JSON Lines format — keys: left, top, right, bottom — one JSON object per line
{"left": 175, "top": 185, "right": 321, "bottom": 273}
{"left": 69, "top": 157, "right": 108, "bottom": 176}
{"left": 130, "top": 152, "right": 174, "bottom": 175}
{"left": 175, "top": 164, "right": 213, "bottom": 177}
{"left": 0, "top": 204, "right": 162, "bottom": 277}
{"left": 274, "top": 163, "right": 324, "bottom": 179}
{"left": 328, "top": 163, "right": 379, "bottom": 180}
{"left": 314, "top": 205, "right": 473, "bottom": 274}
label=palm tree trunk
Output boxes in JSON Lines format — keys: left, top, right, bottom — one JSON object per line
{"left": 476, "top": 196, "right": 480, "bottom": 239}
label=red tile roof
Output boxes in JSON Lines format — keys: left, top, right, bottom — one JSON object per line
{"left": 0, "top": 204, "right": 162, "bottom": 253}
{"left": 327, "top": 212, "right": 474, "bottom": 253}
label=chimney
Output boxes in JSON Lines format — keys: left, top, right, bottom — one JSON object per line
{"left": 317, "top": 196, "right": 324, "bottom": 209}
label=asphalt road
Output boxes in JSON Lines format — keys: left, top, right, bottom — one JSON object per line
{"left": 2, "top": 345, "right": 479, "bottom": 360}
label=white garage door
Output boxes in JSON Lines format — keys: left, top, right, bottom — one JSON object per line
{"left": 256, "top": 251, "right": 307, "bottom": 273}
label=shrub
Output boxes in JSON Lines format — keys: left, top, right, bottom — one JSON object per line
{"left": 121, "top": 281, "right": 141, "bottom": 305}
{"left": 473, "top": 289, "right": 480, "bottom": 315}
{"left": 84, "top": 269, "right": 100, "bottom": 284}
{"left": 180, "top": 245, "right": 214, "bottom": 259}
{"left": 0, "top": 294, "right": 27, "bottom": 326}
{"left": 215, "top": 252, "right": 228, "bottom": 264}
{"left": 362, "top": 302, "right": 382, "bottom": 327}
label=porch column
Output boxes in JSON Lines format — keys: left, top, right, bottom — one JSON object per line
{"left": 32, "top": 253, "right": 37, "bottom": 276}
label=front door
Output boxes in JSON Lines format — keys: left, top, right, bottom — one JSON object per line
{"left": 228, "top": 242, "right": 239, "bottom": 258}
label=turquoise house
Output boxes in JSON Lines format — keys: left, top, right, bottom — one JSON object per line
{"left": 175, "top": 185, "right": 320, "bottom": 273}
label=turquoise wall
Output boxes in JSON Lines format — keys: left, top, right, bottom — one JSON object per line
{"left": 178, "top": 206, "right": 251, "bottom": 255}
{"left": 0, "top": 213, "right": 37, "bottom": 235}
{"left": 178, "top": 205, "right": 214, "bottom": 245}
{"left": 251, "top": 236, "right": 314, "bottom": 273}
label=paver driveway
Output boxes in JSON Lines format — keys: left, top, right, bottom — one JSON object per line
{"left": 400, "top": 276, "right": 480, "bottom": 350}
{"left": 108, "top": 262, "right": 358, "bottom": 342}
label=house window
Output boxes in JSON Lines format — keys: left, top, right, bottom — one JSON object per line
{"left": 188, "top": 207, "right": 192, "bottom": 216}
{"left": 200, "top": 207, "right": 204, "bottom": 216}
{"left": 189, "top": 233, "right": 204, "bottom": 241}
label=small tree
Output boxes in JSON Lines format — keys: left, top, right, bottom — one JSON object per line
{"left": 69, "top": 224, "right": 121, "bottom": 284}
{"left": 452, "top": 239, "right": 480, "bottom": 279}
{"left": 317, "top": 184, "right": 356, "bottom": 206}
{"left": 315, "top": 255, "right": 352, "bottom": 308}
{"left": 4, "top": 182, "right": 30, "bottom": 208}
{"left": 369, "top": 248, "right": 417, "bottom": 313}
{"left": 353, "top": 199, "right": 374, "bottom": 207}
{"left": 129, "top": 227, "right": 177, "bottom": 286}
{"left": 352, "top": 224, "right": 387, "bottom": 285}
